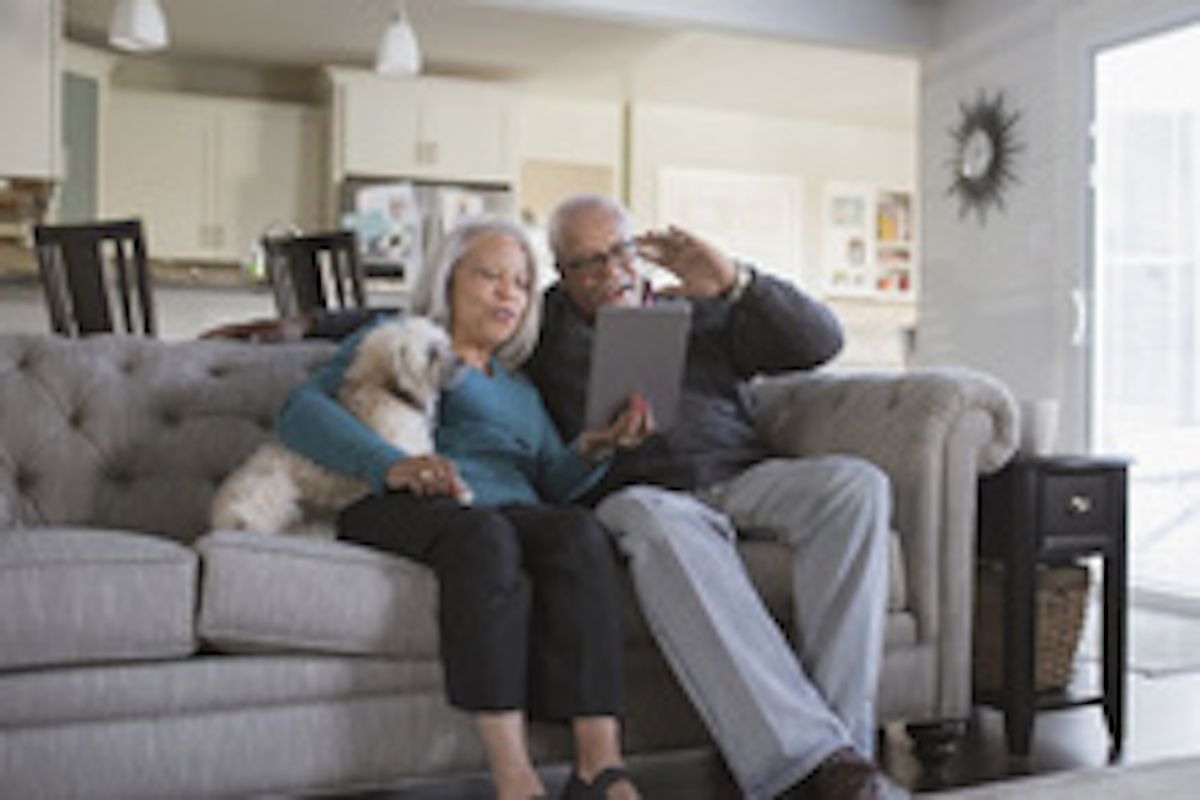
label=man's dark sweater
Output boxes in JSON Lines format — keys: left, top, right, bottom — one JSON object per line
{"left": 524, "top": 272, "right": 845, "bottom": 501}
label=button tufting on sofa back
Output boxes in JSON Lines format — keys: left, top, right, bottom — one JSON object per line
{"left": 0, "top": 334, "right": 336, "bottom": 542}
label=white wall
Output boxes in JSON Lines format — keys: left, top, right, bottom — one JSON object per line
{"left": 917, "top": 0, "right": 1200, "bottom": 451}
{"left": 629, "top": 102, "right": 915, "bottom": 291}
{"left": 110, "top": 56, "right": 320, "bottom": 103}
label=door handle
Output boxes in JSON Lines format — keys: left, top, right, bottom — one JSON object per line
{"left": 1071, "top": 288, "right": 1087, "bottom": 347}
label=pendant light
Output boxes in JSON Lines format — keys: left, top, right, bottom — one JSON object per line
{"left": 109, "top": 0, "right": 169, "bottom": 53}
{"left": 376, "top": 2, "right": 422, "bottom": 77}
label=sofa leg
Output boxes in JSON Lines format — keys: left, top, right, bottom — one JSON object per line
{"left": 906, "top": 720, "right": 964, "bottom": 787}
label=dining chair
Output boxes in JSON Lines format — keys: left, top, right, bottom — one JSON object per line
{"left": 262, "top": 230, "right": 366, "bottom": 317}
{"left": 33, "top": 218, "right": 156, "bottom": 337}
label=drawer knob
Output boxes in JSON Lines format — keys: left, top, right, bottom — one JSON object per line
{"left": 1068, "top": 494, "right": 1093, "bottom": 515}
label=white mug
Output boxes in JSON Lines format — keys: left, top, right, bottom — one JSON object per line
{"left": 1019, "top": 398, "right": 1059, "bottom": 456}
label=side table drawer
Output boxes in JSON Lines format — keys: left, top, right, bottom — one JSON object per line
{"left": 1040, "top": 473, "right": 1110, "bottom": 539}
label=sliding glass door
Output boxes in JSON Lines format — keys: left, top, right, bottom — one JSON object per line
{"left": 1093, "top": 20, "right": 1200, "bottom": 608}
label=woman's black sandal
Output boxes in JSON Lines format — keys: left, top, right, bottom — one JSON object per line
{"left": 560, "top": 765, "right": 633, "bottom": 799}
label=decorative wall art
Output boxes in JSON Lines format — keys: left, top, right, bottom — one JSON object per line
{"left": 948, "top": 90, "right": 1023, "bottom": 222}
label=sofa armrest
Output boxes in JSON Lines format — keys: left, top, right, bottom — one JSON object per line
{"left": 751, "top": 368, "right": 1017, "bottom": 474}
{"left": 749, "top": 367, "right": 1018, "bottom": 720}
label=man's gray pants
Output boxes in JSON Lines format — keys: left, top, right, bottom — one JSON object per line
{"left": 595, "top": 456, "right": 890, "bottom": 800}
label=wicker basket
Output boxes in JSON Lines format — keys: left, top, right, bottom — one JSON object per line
{"left": 973, "top": 561, "right": 1090, "bottom": 694}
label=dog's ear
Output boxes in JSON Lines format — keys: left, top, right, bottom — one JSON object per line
{"left": 393, "top": 336, "right": 425, "bottom": 395}
{"left": 405, "top": 318, "right": 453, "bottom": 387}
{"left": 346, "top": 324, "right": 398, "bottom": 388}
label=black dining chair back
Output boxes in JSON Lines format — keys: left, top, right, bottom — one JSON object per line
{"left": 33, "top": 218, "right": 156, "bottom": 337}
{"left": 263, "top": 230, "right": 366, "bottom": 317}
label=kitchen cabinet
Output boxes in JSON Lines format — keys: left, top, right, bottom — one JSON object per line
{"left": 0, "top": 0, "right": 59, "bottom": 178}
{"left": 515, "top": 96, "right": 622, "bottom": 173}
{"left": 104, "top": 90, "right": 323, "bottom": 262}
{"left": 329, "top": 68, "right": 514, "bottom": 185}
{"left": 514, "top": 97, "right": 623, "bottom": 218}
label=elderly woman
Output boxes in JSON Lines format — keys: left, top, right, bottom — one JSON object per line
{"left": 275, "top": 218, "right": 647, "bottom": 800}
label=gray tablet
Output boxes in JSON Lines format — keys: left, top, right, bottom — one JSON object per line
{"left": 585, "top": 302, "right": 692, "bottom": 431}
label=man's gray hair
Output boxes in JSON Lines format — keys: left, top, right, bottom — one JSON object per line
{"left": 409, "top": 216, "right": 542, "bottom": 370}
{"left": 545, "top": 195, "right": 632, "bottom": 262}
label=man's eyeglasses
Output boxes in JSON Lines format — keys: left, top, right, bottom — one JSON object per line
{"left": 559, "top": 239, "right": 637, "bottom": 275}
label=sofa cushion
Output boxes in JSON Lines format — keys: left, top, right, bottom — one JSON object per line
{"left": 200, "top": 531, "right": 677, "bottom": 657}
{"left": 739, "top": 533, "right": 907, "bottom": 616}
{"left": 0, "top": 528, "right": 198, "bottom": 671}
{"left": 196, "top": 531, "right": 441, "bottom": 657}
{"left": 197, "top": 526, "right": 909, "bottom": 659}
{"left": 0, "top": 654, "right": 438, "bottom": 728}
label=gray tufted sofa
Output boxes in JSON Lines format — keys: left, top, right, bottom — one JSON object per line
{"left": 0, "top": 332, "right": 1017, "bottom": 798}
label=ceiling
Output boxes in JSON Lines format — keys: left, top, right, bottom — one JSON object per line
{"left": 64, "top": 0, "right": 924, "bottom": 128}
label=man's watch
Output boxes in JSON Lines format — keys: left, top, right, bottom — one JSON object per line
{"left": 723, "top": 261, "right": 754, "bottom": 303}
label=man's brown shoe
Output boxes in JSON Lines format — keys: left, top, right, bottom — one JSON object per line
{"left": 782, "top": 747, "right": 881, "bottom": 800}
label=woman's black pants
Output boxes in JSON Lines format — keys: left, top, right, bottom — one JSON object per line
{"left": 338, "top": 492, "right": 623, "bottom": 720}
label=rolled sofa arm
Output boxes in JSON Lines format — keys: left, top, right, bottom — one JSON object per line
{"left": 751, "top": 368, "right": 1017, "bottom": 474}
{"left": 749, "top": 367, "right": 1019, "bottom": 721}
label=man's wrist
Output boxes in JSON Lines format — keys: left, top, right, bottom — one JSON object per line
{"left": 723, "top": 261, "right": 754, "bottom": 303}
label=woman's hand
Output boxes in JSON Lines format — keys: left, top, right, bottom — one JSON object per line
{"left": 386, "top": 455, "right": 472, "bottom": 503}
{"left": 578, "top": 394, "right": 656, "bottom": 461}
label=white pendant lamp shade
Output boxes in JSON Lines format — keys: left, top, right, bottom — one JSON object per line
{"left": 109, "top": 0, "right": 169, "bottom": 53}
{"left": 376, "top": 9, "right": 422, "bottom": 76}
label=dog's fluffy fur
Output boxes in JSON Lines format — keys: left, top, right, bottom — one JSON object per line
{"left": 210, "top": 316, "right": 464, "bottom": 535}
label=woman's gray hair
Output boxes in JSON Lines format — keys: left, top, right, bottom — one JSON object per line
{"left": 546, "top": 195, "right": 632, "bottom": 262}
{"left": 409, "top": 216, "right": 542, "bottom": 370}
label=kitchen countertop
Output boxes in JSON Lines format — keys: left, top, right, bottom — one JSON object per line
{"left": 0, "top": 239, "right": 257, "bottom": 290}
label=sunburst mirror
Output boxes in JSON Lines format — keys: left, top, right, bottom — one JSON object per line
{"left": 948, "top": 91, "right": 1022, "bottom": 222}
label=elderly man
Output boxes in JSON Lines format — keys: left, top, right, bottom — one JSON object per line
{"left": 524, "top": 196, "right": 898, "bottom": 800}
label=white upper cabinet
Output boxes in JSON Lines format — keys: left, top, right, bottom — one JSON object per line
{"left": 105, "top": 91, "right": 210, "bottom": 258}
{"left": 104, "top": 90, "right": 323, "bottom": 262}
{"left": 0, "top": 0, "right": 59, "bottom": 178}
{"left": 336, "top": 74, "right": 421, "bottom": 180}
{"left": 217, "top": 100, "right": 325, "bottom": 261}
{"left": 515, "top": 96, "right": 623, "bottom": 171}
{"left": 329, "top": 69, "right": 514, "bottom": 185}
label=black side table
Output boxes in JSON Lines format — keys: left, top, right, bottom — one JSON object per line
{"left": 975, "top": 455, "right": 1129, "bottom": 759}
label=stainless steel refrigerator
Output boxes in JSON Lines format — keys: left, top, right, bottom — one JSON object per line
{"left": 339, "top": 179, "right": 514, "bottom": 283}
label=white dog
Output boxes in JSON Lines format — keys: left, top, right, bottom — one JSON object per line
{"left": 210, "top": 316, "right": 467, "bottom": 536}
